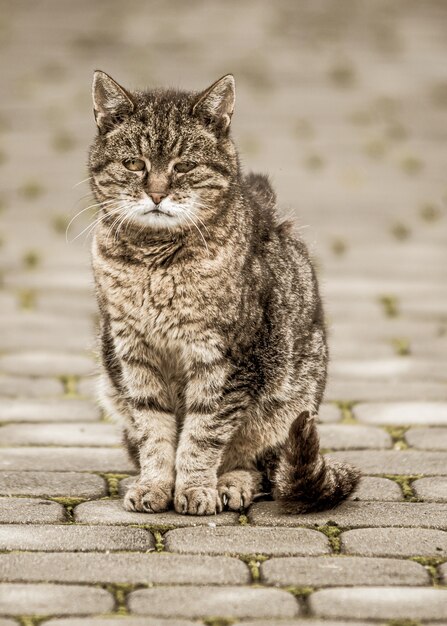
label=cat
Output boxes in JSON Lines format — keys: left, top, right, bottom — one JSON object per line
{"left": 89, "top": 70, "right": 360, "bottom": 515}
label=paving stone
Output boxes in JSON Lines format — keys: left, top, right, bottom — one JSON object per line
{"left": 325, "top": 380, "right": 447, "bottom": 402}
{"left": 0, "top": 471, "right": 106, "bottom": 497}
{"left": 44, "top": 616, "right": 197, "bottom": 626}
{"left": 341, "top": 528, "right": 447, "bottom": 557}
{"left": 349, "top": 476, "right": 402, "bottom": 501}
{"left": 0, "top": 621, "right": 18, "bottom": 626}
{"left": 327, "top": 450, "right": 447, "bottom": 475}
{"left": 405, "top": 427, "right": 447, "bottom": 450}
{"left": 318, "top": 424, "right": 391, "bottom": 449}
{"left": 0, "top": 497, "right": 66, "bottom": 523}
{"left": 0, "top": 422, "right": 120, "bottom": 446}
{"left": 248, "top": 501, "right": 447, "bottom": 529}
{"left": 318, "top": 403, "right": 341, "bottom": 423}
{"left": 413, "top": 477, "right": 447, "bottom": 502}
{"left": 0, "top": 351, "right": 96, "bottom": 377}
{"left": 0, "top": 552, "right": 249, "bottom": 585}
{"left": 0, "top": 375, "right": 63, "bottom": 397}
{"left": 129, "top": 586, "right": 300, "bottom": 619}
{"left": 234, "top": 622, "right": 379, "bottom": 626}
{"left": 0, "top": 524, "right": 153, "bottom": 551}
{"left": 74, "top": 499, "right": 239, "bottom": 527}
{"left": 329, "top": 357, "right": 445, "bottom": 381}
{"left": 354, "top": 402, "right": 447, "bottom": 425}
{"left": 164, "top": 526, "right": 330, "bottom": 556}
{"left": 0, "top": 398, "right": 101, "bottom": 422}
{"left": 261, "top": 556, "right": 429, "bottom": 586}
{"left": 0, "top": 447, "right": 134, "bottom": 472}
{"left": 0, "top": 582, "right": 114, "bottom": 615}
{"left": 78, "top": 376, "right": 98, "bottom": 398}
{"left": 440, "top": 562, "right": 447, "bottom": 585}
{"left": 309, "top": 587, "right": 447, "bottom": 620}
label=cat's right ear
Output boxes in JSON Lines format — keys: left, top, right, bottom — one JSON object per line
{"left": 92, "top": 71, "right": 134, "bottom": 132}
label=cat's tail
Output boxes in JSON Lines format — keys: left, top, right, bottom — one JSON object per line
{"left": 274, "top": 411, "right": 361, "bottom": 513}
{"left": 245, "top": 172, "right": 276, "bottom": 210}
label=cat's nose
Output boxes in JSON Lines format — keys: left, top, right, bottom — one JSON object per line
{"left": 149, "top": 192, "right": 167, "bottom": 205}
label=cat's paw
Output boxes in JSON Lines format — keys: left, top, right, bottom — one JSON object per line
{"left": 217, "top": 470, "right": 260, "bottom": 510}
{"left": 123, "top": 483, "right": 172, "bottom": 513}
{"left": 174, "top": 485, "right": 222, "bottom": 515}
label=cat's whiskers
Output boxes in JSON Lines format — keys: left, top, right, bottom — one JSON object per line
{"left": 72, "top": 176, "right": 93, "bottom": 189}
{"left": 70, "top": 204, "right": 129, "bottom": 244}
{"left": 178, "top": 205, "right": 210, "bottom": 256}
{"left": 65, "top": 199, "right": 118, "bottom": 243}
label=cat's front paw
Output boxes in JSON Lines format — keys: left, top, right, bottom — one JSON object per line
{"left": 174, "top": 485, "right": 222, "bottom": 516}
{"left": 217, "top": 470, "right": 259, "bottom": 510}
{"left": 123, "top": 482, "right": 172, "bottom": 513}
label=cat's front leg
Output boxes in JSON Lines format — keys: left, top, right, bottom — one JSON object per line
{"left": 174, "top": 362, "right": 247, "bottom": 515}
{"left": 117, "top": 354, "right": 177, "bottom": 514}
{"left": 123, "top": 407, "right": 177, "bottom": 513}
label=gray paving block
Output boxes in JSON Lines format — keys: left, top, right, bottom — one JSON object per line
{"left": 0, "top": 352, "right": 96, "bottom": 377}
{"left": 45, "top": 616, "right": 198, "bottom": 626}
{"left": 0, "top": 375, "right": 63, "bottom": 397}
{"left": 261, "top": 556, "right": 429, "bottom": 586}
{"left": 341, "top": 527, "right": 447, "bottom": 557}
{"left": 78, "top": 376, "right": 97, "bottom": 398}
{"left": 248, "top": 501, "right": 447, "bottom": 529}
{"left": 0, "top": 524, "right": 153, "bottom": 551}
{"left": 440, "top": 562, "right": 447, "bottom": 584}
{"left": 413, "top": 477, "right": 447, "bottom": 502}
{"left": 329, "top": 357, "right": 445, "bottom": 381}
{"left": 0, "top": 552, "right": 249, "bottom": 585}
{"left": 318, "top": 404, "right": 341, "bottom": 423}
{"left": 0, "top": 620, "right": 18, "bottom": 626}
{"left": 0, "top": 398, "right": 101, "bottom": 422}
{"left": 0, "top": 497, "right": 66, "bottom": 523}
{"left": 349, "top": 476, "right": 402, "bottom": 501}
{"left": 74, "top": 498, "right": 239, "bottom": 527}
{"left": 129, "top": 586, "right": 300, "bottom": 619}
{"left": 164, "top": 526, "right": 330, "bottom": 556}
{"left": 0, "top": 582, "right": 114, "bottom": 615}
{"left": 234, "top": 622, "right": 380, "bottom": 626}
{"left": 0, "top": 447, "right": 134, "bottom": 472}
{"left": 325, "top": 380, "right": 447, "bottom": 402}
{"left": 354, "top": 402, "right": 447, "bottom": 425}
{"left": 44, "top": 616, "right": 198, "bottom": 626}
{"left": 326, "top": 450, "right": 447, "bottom": 474}
{"left": 0, "top": 422, "right": 120, "bottom": 446}
{"left": 318, "top": 424, "right": 391, "bottom": 449}
{"left": 309, "top": 587, "right": 447, "bottom": 620}
{"left": 405, "top": 427, "right": 447, "bottom": 450}
{"left": 0, "top": 471, "right": 106, "bottom": 498}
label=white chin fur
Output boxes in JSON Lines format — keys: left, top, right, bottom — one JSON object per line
{"left": 130, "top": 196, "right": 196, "bottom": 230}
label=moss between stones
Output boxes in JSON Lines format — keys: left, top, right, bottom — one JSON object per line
{"left": 101, "top": 473, "right": 131, "bottom": 497}
{"left": 383, "top": 426, "right": 410, "bottom": 450}
{"left": 335, "top": 401, "right": 358, "bottom": 424}
{"left": 410, "top": 556, "right": 446, "bottom": 586}
{"left": 50, "top": 496, "right": 85, "bottom": 521}
{"left": 239, "top": 554, "right": 269, "bottom": 582}
{"left": 390, "top": 337, "right": 411, "bottom": 357}
{"left": 23, "top": 250, "right": 40, "bottom": 269}
{"left": 17, "top": 288, "right": 36, "bottom": 310}
{"left": 238, "top": 513, "right": 249, "bottom": 526}
{"left": 17, "top": 617, "right": 50, "bottom": 626}
{"left": 104, "top": 582, "right": 139, "bottom": 615}
{"left": 284, "top": 585, "right": 314, "bottom": 598}
{"left": 379, "top": 294, "right": 399, "bottom": 317}
{"left": 382, "top": 474, "right": 422, "bottom": 501}
{"left": 317, "top": 524, "right": 342, "bottom": 553}
{"left": 203, "top": 618, "right": 235, "bottom": 626}
{"left": 59, "top": 375, "right": 79, "bottom": 398}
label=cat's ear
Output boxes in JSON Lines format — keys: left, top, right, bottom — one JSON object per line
{"left": 92, "top": 70, "right": 134, "bottom": 132}
{"left": 192, "top": 74, "right": 235, "bottom": 132}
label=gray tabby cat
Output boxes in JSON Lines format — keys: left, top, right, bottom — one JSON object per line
{"left": 89, "top": 71, "right": 360, "bottom": 515}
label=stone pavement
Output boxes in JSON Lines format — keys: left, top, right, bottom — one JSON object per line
{"left": 0, "top": 0, "right": 446, "bottom": 624}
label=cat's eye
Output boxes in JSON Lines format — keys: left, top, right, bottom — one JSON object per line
{"left": 174, "top": 161, "right": 196, "bottom": 173}
{"left": 123, "top": 158, "right": 145, "bottom": 172}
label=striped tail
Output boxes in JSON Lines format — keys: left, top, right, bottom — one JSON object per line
{"left": 274, "top": 411, "right": 361, "bottom": 513}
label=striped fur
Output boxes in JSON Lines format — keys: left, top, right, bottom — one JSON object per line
{"left": 89, "top": 72, "right": 360, "bottom": 515}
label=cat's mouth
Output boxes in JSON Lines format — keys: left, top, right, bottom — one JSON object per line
{"left": 142, "top": 208, "right": 172, "bottom": 217}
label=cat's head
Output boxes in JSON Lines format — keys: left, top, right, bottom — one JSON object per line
{"left": 89, "top": 71, "right": 238, "bottom": 233}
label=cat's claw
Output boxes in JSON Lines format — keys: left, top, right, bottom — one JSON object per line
{"left": 123, "top": 483, "right": 172, "bottom": 513}
{"left": 174, "top": 486, "right": 222, "bottom": 516}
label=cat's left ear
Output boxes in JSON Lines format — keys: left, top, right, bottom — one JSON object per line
{"left": 192, "top": 74, "right": 235, "bottom": 132}
{"left": 92, "top": 70, "right": 135, "bottom": 132}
